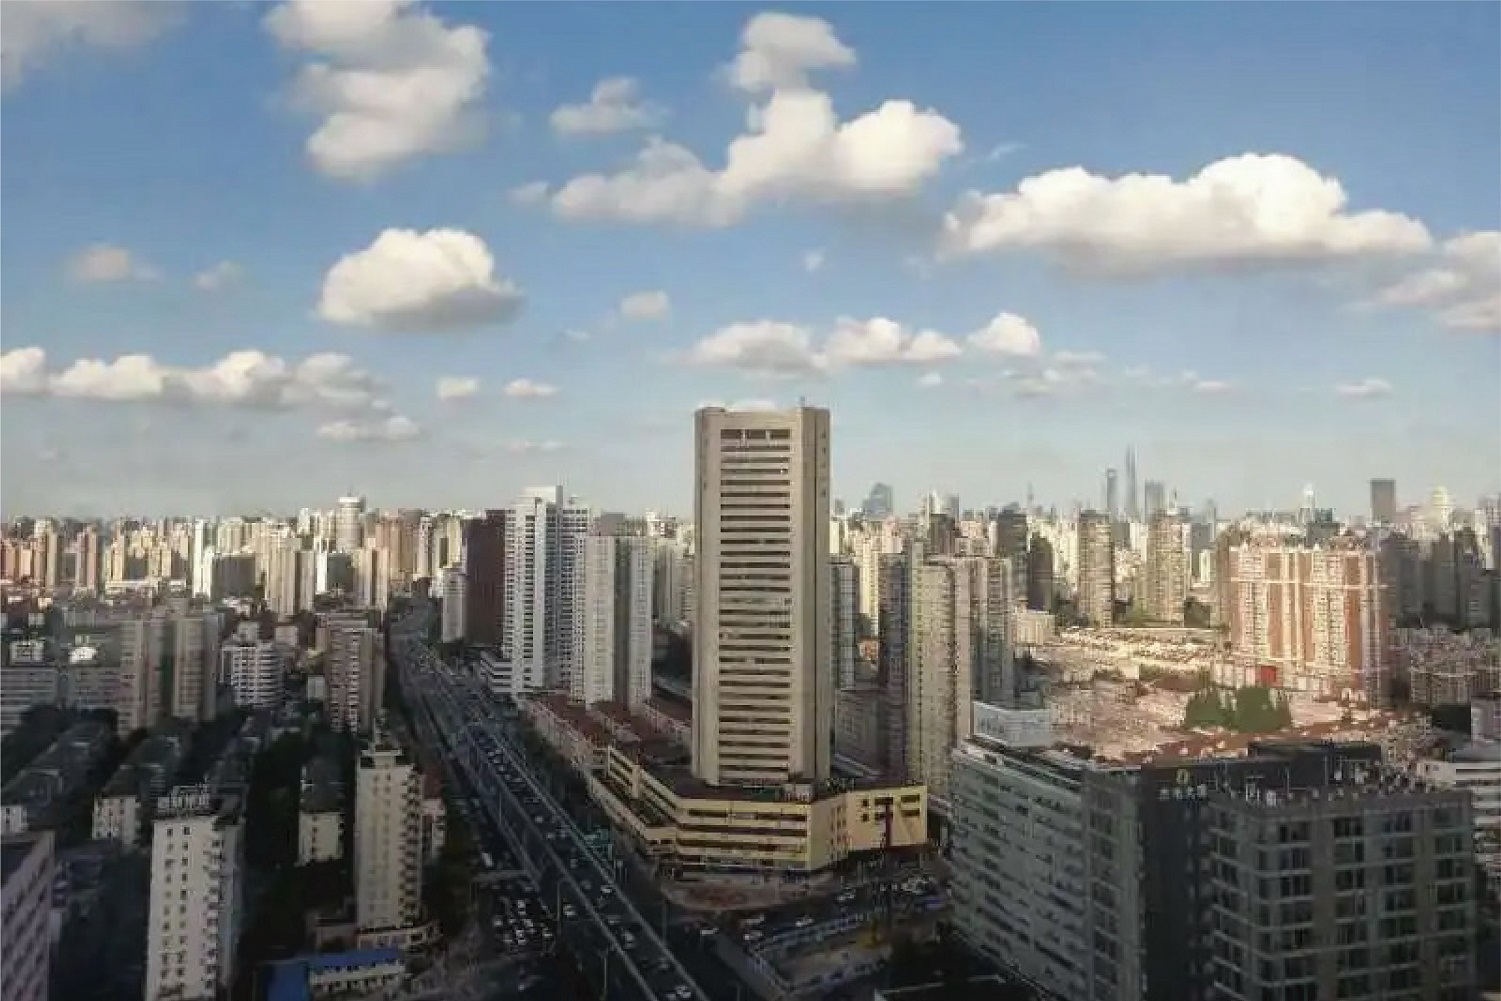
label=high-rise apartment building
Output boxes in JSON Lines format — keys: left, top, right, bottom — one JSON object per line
{"left": 692, "top": 405, "right": 832, "bottom": 787}
{"left": 575, "top": 534, "right": 654, "bottom": 707}
{"left": 1, "top": 831, "right": 54, "bottom": 1001}
{"left": 1371, "top": 478, "right": 1398, "bottom": 525}
{"left": 1026, "top": 532, "right": 1055, "bottom": 612}
{"left": 878, "top": 550, "right": 914, "bottom": 780}
{"left": 1228, "top": 538, "right": 1390, "bottom": 698}
{"left": 144, "top": 787, "right": 244, "bottom": 1001}
{"left": 354, "top": 741, "right": 422, "bottom": 934}
{"left": 334, "top": 495, "right": 366, "bottom": 553}
{"left": 439, "top": 566, "right": 466, "bottom": 643}
{"left": 1124, "top": 446, "right": 1139, "bottom": 522}
{"left": 650, "top": 538, "right": 692, "bottom": 625}
{"left": 461, "top": 510, "right": 507, "bottom": 647}
{"left": 1076, "top": 511, "right": 1115, "bottom": 627}
{"left": 324, "top": 613, "right": 382, "bottom": 735}
{"left": 911, "top": 556, "right": 992, "bottom": 803}
{"left": 491, "top": 489, "right": 590, "bottom": 694}
{"left": 1143, "top": 480, "right": 1167, "bottom": 519}
{"left": 219, "top": 639, "right": 282, "bottom": 709}
{"left": 116, "top": 610, "right": 223, "bottom": 732}
{"left": 1142, "top": 510, "right": 1187, "bottom": 624}
{"left": 830, "top": 554, "right": 860, "bottom": 689}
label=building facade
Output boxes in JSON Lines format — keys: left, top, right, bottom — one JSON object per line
{"left": 354, "top": 743, "right": 422, "bottom": 934}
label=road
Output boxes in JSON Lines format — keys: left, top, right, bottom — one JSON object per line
{"left": 392, "top": 612, "right": 723, "bottom": 1001}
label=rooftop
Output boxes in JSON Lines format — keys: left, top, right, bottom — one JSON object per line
{"left": 876, "top": 976, "right": 1032, "bottom": 1001}
{"left": 2, "top": 834, "right": 47, "bottom": 885}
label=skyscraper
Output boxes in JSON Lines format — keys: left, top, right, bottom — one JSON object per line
{"left": 1370, "top": 478, "right": 1398, "bottom": 524}
{"left": 1076, "top": 511, "right": 1115, "bottom": 627}
{"left": 692, "top": 405, "right": 832, "bottom": 787}
{"left": 494, "top": 488, "right": 591, "bottom": 694}
{"left": 461, "top": 510, "right": 507, "bottom": 647}
{"left": 354, "top": 741, "right": 421, "bottom": 934}
{"left": 1143, "top": 509, "right": 1188, "bottom": 624}
{"left": 1143, "top": 479, "right": 1167, "bottom": 519}
{"left": 575, "top": 534, "right": 654, "bottom": 707}
{"left": 1103, "top": 468, "right": 1119, "bottom": 520}
{"left": 334, "top": 495, "right": 366, "bottom": 553}
{"left": 1124, "top": 445, "right": 1139, "bottom": 522}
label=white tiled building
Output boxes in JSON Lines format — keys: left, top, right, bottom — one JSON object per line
{"left": 355, "top": 743, "right": 421, "bottom": 933}
{"left": 575, "top": 534, "right": 654, "bottom": 707}
{"left": 145, "top": 787, "right": 244, "bottom": 1001}
{"left": 1, "top": 831, "right": 54, "bottom": 1001}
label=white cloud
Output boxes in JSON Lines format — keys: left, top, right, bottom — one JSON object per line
{"left": 1, "top": 0, "right": 179, "bottom": 89}
{"left": 1335, "top": 377, "right": 1393, "bottom": 399}
{"left": 0, "top": 347, "right": 49, "bottom": 394}
{"left": 727, "top": 11, "right": 855, "bottom": 93}
{"left": 1, "top": 346, "right": 390, "bottom": 414}
{"left": 318, "top": 228, "right": 523, "bottom": 331}
{"left": 1373, "top": 230, "right": 1499, "bottom": 333}
{"left": 194, "top": 260, "right": 243, "bottom": 291}
{"left": 618, "top": 290, "right": 671, "bottom": 321}
{"left": 802, "top": 249, "right": 826, "bottom": 273}
{"left": 508, "top": 181, "right": 550, "bottom": 206}
{"left": 502, "top": 378, "right": 557, "bottom": 399}
{"left": 550, "top": 76, "right": 663, "bottom": 136}
{"left": 982, "top": 141, "right": 1024, "bottom": 163}
{"left": 942, "top": 153, "right": 1432, "bottom": 272}
{"left": 264, "top": 0, "right": 490, "bottom": 182}
{"left": 916, "top": 371, "right": 943, "bottom": 389}
{"left": 1051, "top": 350, "right": 1105, "bottom": 367}
{"left": 1192, "top": 379, "right": 1233, "bottom": 394}
{"left": 550, "top": 13, "right": 962, "bottom": 227}
{"left": 506, "top": 439, "right": 563, "bottom": 454}
{"left": 68, "top": 243, "right": 156, "bottom": 282}
{"left": 317, "top": 415, "right": 421, "bottom": 442}
{"left": 435, "top": 375, "right": 479, "bottom": 400}
{"left": 686, "top": 315, "right": 968, "bottom": 377}
{"left": 967, "top": 312, "right": 1042, "bottom": 357}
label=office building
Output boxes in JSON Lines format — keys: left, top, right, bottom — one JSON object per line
{"left": 575, "top": 534, "right": 654, "bottom": 706}
{"left": 1124, "top": 446, "right": 1139, "bottom": 522}
{"left": 951, "top": 707, "right": 1087, "bottom": 1000}
{"left": 1104, "top": 468, "right": 1119, "bottom": 521}
{"left": 355, "top": 742, "right": 422, "bottom": 934}
{"left": 1, "top": 831, "right": 54, "bottom": 1001}
{"left": 144, "top": 787, "right": 244, "bottom": 1001}
{"left": 1076, "top": 511, "right": 1115, "bottom": 627}
{"left": 461, "top": 510, "right": 507, "bottom": 647}
{"left": 1085, "top": 742, "right": 1475, "bottom": 1001}
{"left": 692, "top": 405, "right": 832, "bottom": 787}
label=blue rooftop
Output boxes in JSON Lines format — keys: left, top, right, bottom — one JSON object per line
{"left": 265, "top": 949, "right": 403, "bottom": 1001}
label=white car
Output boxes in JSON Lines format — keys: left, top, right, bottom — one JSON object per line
{"left": 793, "top": 916, "right": 814, "bottom": 929}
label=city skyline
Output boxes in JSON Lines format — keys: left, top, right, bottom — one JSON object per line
{"left": 1, "top": 3, "right": 1498, "bottom": 516}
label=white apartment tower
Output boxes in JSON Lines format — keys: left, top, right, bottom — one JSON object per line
{"left": 325, "top": 615, "right": 382, "bottom": 736}
{"left": 219, "top": 640, "right": 282, "bottom": 709}
{"left": 692, "top": 405, "right": 832, "bottom": 787}
{"left": 575, "top": 534, "right": 654, "bottom": 706}
{"left": 144, "top": 787, "right": 244, "bottom": 1001}
{"left": 335, "top": 495, "right": 366, "bottom": 553}
{"left": 495, "top": 488, "right": 591, "bottom": 695}
{"left": 355, "top": 742, "right": 422, "bottom": 933}
{"left": 911, "top": 556, "right": 991, "bottom": 804}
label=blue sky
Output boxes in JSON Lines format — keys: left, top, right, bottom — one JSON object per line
{"left": 1, "top": 1, "right": 1497, "bottom": 518}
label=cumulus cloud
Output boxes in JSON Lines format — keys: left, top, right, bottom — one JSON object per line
{"left": 318, "top": 228, "right": 523, "bottom": 331}
{"left": 548, "top": 13, "right": 962, "bottom": 227}
{"left": 435, "top": 375, "right": 479, "bottom": 400}
{"left": 194, "top": 260, "right": 243, "bottom": 291}
{"left": 1, "top": 346, "right": 392, "bottom": 415}
{"left": 1335, "top": 377, "right": 1393, "bottom": 399}
{"left": 264, "top": 0, "right": 490, "bottom": 182}
{"left": 317, "top": 415, "right": 421, "bottom": 442}
{"left": 618, "top": 290, "right": 671, "bottom": 321}
{"left": 550, "top": 77, "right": 663, "bottom": 136}
{"left": 1373, "top": 230, "right": 1499, "bottom": 333}
{"left": 68, "top": 243, "right": 156, "bottom": 282}
{"left": 942, "top": 154, "right": 1432, "bottom": 273}
{"left": 2, "top": 0, "right": 180, "bottom": 89}
{"left": 967, "top": 312, "right": 1042, "bottom": 357}
{"left": 502, "top": 378, "right": 557, "bottom": 399}
{"left": 685, "top": 315, "right": 968, "bottom": 377}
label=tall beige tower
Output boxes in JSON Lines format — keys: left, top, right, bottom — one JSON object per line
{"left": 692, "top": 405, "right": 832, "bottom": 787}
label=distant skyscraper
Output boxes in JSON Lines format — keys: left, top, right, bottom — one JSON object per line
{"left": 1103, "top": 469, "right": 1119, "bottom": 521}
{"left": 693, "top": 405, "right": 832, "bottom": 787}
{"left": 1076, "top": 511, "right": 1115, "bottom": 627}
{"left": 1124, "top": 446, "right": 1139, "bottom": 522}
{"left": 863, "top": 482, "right": 895, "bottom": 519}
{"left": 1143, "top": 480, "right": 1167, "bottom": 519}
{"left": 1370, "top": 479, "right": 1398, "bottom": 524}
{"left": 334, "top": 495, "right": 366, "bottom": 553}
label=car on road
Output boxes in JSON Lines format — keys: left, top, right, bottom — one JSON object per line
{"left": 793, "top": 915, "right": 814, "bottom": 929}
